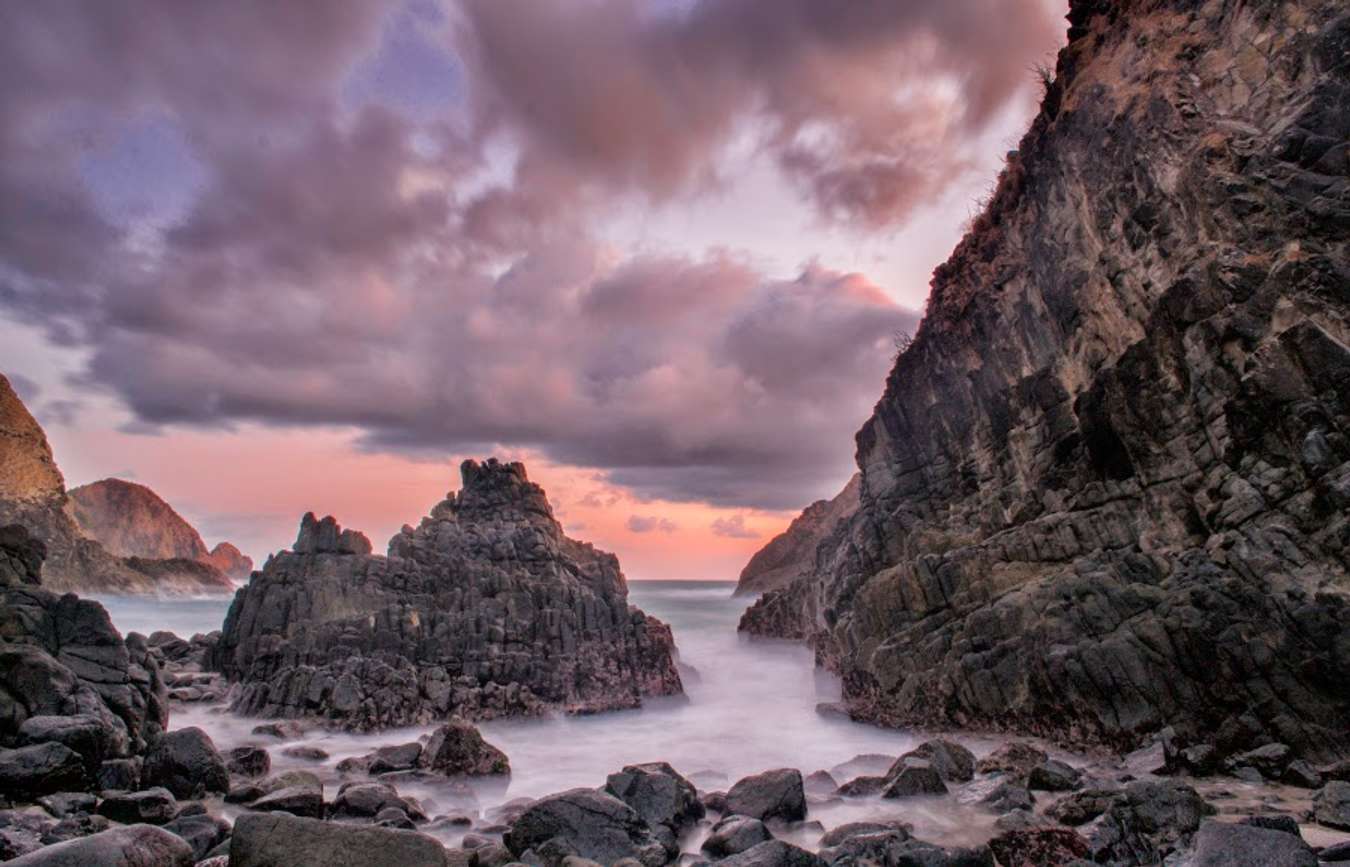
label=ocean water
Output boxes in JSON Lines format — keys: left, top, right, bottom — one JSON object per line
{"left": 97, "top": 580, "right": 1060, "bottom": 849}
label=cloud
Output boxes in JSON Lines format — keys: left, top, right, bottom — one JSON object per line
{"left": 627, "top": 514, "right": 677, "bottom": 534}
{"left": 0, "top": 0, "right": 1065, "bottom": 511}
{"left": 711, "top": 514, "right": 758, "bottom": 539}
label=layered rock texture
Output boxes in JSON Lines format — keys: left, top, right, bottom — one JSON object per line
{"left": 213, "top": 458, "right": 683, "bottom": 730}
{"left": 733, "top": 474, "right": 859, "bottom": 597}
{"left": 69, "top": 479, "right": 253, "bottom": 582}
{"left": 0, "top": 374, "right": 239, "bottom": 594}
{"left": 742, "top": 0, "right": 1350, "bottom": 765}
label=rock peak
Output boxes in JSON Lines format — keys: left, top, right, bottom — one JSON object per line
{"left": 0, "top": 373, "right": 66, "bottom": 505}
{"left": 447, "top": 457, "right": 553, "bottom": 522}
{"left": 293, "top": 512, "right": 373, "bottom": 556}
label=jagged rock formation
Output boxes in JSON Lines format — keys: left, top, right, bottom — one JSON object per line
{"left": 742, "top": 0, "right": 1350, "bottom": 765}
{"left": 213, "top": 458, "right": 684, "bottom": 730}
{"left": 0, "top": 374, "right": 238, "bottom": 594}
{"left": 202, "top": 541, "right": 253, "bottom": 582}
{"left": 733, "top": 474, "right": 859, "bottom": 597}
{"left": 0, "top": 529, "right": 168, "bottom": 765}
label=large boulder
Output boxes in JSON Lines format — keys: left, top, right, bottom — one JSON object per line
{"left": 735, "top": 0, "right": 1350, "bottom": 769}
{"left": 229, "top": 812, "right": 449, "bottom": 867}
{"left": 212, "top": 459, "right": 684, "bottom": 730}
{"left": 0, "top": 743, "right": 86, "bottom": 798}
{"left": 504, "top": 788, "right": 669, "bottom": 867}
{"left": 1082, "top": 780, "right": 1214, "bottom": 864}
{"left": 1314, "top": 781, "right": 1350, "bottom": 831}
{"left": 604, "top": 762, "right": 704, "bottom": 848}
{"left": 18, "top": 715, "right": 119, "bottom": 773}
{"left": 726, "top": 769, "right": 806, "bottom": 822}
{"left": 702, "top": 815, "right": 772, "bottom": 858}
{"left": 1185, "top": 821, "right": 1317, "bottom": 867}
{"left": 881, "top": 758, "right": 947, "bottom": 798}
{"left": 162, "top": 813, "right": 230, "bottom": 861}
{"left": 987, "top": 829, "right": 1089, "bottom": 867}
{"left": 4, "top": 823, "right": 193, "bottom": 866}
{"left": 717, "top": 840, "right": 826, "bottom": 867}
{"left": 894, "top": 740, "right": 975, "bottom": 783}
{"left": 141, "top": 727, "right": 229, "bottom": 799}
{"left": 96, "top": 788, "right": 177, "bottom": 825}
{"left": 419, "top": 719, "right": 509, "bottom": 776}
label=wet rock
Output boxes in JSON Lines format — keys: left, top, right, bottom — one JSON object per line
{"left": 282, "top": 745, "right": 329, "bottom": 762}
{"left": 702, "top": 791, "right": 728, "bottom": 814}
{"left": 717, "top": 840, "right": 825, "bottom": 867}
{"left": 881, "top": 758, "right": 947, "bottom": 799}
{"left": 835, "top": 776, "right": 886, "bottom": 797}
{"left": 162, "top": 812, "right": 229, "bottom": 861}
{"left": 1045, "top": 788, "right": 1119, "bottom": 825}
{"left": 95, "top": 757, "right": 141, "bottom": 792}
{"left": 980, "top": 782, "right": 1033, "bottom": 814}
{"left": 3, "top": 823, "right": 194, "bottom": 867}
{"left": 18, "top": 715, "right": 118, "bottom": 772}
{"left": 1186, "top": 820, "right": 1316, "bottom": 867}
{"left": 1314, "top": 781, "right": 1350, "bottom": 830}
{"left": 141, "top": 727, "right": 228, "bottom": 799}
{"left": 36, "top": 792, "right": 97, "bottom": 818}
{"left": 993, "top": 810, "right": 1054, "bottom": 833}
{"left": 0, "top": 743, "right": 87, "bottom": 797}
{"left": 975, "top": 744, "right": 1046, "bottom": 781}
{"left": 726, "top": 769, "right": 806, "bottom": 822}
{"left": 40, "top": 813, "right": 110, "bottom": 846}
{"left": 375, "top": 806, "right": 417, "bottom": 829}
{"left": 1281, "top": 760, "right": 1322, "bottom": 789}
{"left": 213, "top": 461, "right": 684, "bottom": 730}
{"left": 1319, "top": 840, "right": 1350, "bottom": 862}
{"left": 249, "top": 782, "right": 324, "bottom": 819}
{"left": 818, "top": 822, "right": 909, "bottom": 848}
{"left": 96, "top": 788, "right": 178, "bottom": 825}
{"left": 420, "top": 719, "right": 510, "bottom": 777}
{"left": 0, "top": 811, "right": 53, "bottom": 860}
{"left": 1028, "top": 759, "right": 1082, "bottom": 792}
{"left": 987, "top": 828, "right": 1089, "bottom": 867}
{"left": 1233, "top": 743, "right": 1292, "bottom": 779}
{"left": 369, "top": 742, "right": 423, "bottom": 774}
{"left": 1082, "top": 780, "right": 1213, "bottom": 864}
{"left": 250, "top": 721, "right": 305, "bottom": 740}
{"left": 604, "top": 762, "right": 704, "bottom": 848}
{"left": 226, "top": 745, "right": 270, "bottom": 778}
{"left": 1238, "top": 815, "right": 1300, "bottom": 836}
{"left": 333, "top": 782, "right": 412, "bottom": 819}
{"left": 702, "top": 815, "right": 772, "bottom": 858}
{"left": 827, "top": 755, "right": 894, "bottom": 781}
{"left": 229, "top": 812, "right": 450, "bottom": 867}
{"left": 504, "top": 788, "right": 668, "bottom": 867}
{"left": 895, "top": 740, "right": 975, "bottom": 783}
{"left": 802, "top": 771, "right": 836, "bottom": 795}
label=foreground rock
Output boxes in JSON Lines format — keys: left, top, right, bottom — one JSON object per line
{"left": 504, "top": 787, "right": 669, "bottom": 866}
{"left": 5, "top": 824, "right": 193, "bottom": 867}
{"left": 141, "top": 727, "right": 229, "bottom": 798}
{"left": 213, "top": 459, "right": 683, "bottom": 729}
{"left": 605, "top": 762, "right": 704, "bottom": 851}
{"left": 737, "top": 0, "right": 1350, "bottom": 769}
{"left": 1185, "top": 820, "right": 1317, "bottom": 867}
{"left": 419, "top": 719, "right": 509, "bottom": 776}
{"left": 230, "top": 812, "right": 449, "bottom": 867}
{"left": 726, "top": 768, "right": 806, "bottom": 822}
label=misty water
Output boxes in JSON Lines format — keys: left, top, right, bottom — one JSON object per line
{"left": 95, "top": 581, "right": 1083, "bottom": 851}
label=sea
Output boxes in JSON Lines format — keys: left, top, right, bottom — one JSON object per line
{"left": 92, "top": 580, "right": 1061, "bottom": 849}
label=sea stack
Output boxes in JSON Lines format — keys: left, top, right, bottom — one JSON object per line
{"left": 214, "top": 458, "right": 684, "bottom": 730}
{"left": 741, "top": 0, "right": 1350, "bottom": 767}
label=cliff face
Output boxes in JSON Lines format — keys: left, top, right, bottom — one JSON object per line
{"left": 742, "top": 0, "right": 1350, "bottom": 763}
{"left": 0, "top": 374, "right": 236, "bottom": 594}
{"left": 734, "top": 474, "right": 860, "bottom": 597}
{"left": 69, "top": 478, "right": 253, "bottom": 582}
{"left": 214, "top": 458, "right": 684, "bottom": 730}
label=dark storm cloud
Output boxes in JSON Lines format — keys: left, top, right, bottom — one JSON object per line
{"left": 0, "top": 0, "right": 1063, "bottom": 508}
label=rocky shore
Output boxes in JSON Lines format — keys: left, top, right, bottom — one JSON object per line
{"left": 211, "top": 459, "right": 684, "bottom": 730}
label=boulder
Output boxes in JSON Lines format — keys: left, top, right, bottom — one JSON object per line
{"left": 95, "top": 758, "right": 141, "bottom": 792}
{"left": 895, "top": 740, "right": 975, "bottom": 783}
{"left": 282, "top": 745, "right": 328, "bottom": 762}
{"left": 701, "top": 815, "right": 772, "bottom": 858}
{"left": 0, "top": 743, "right": 87, "bottom": 797}
{"left": 2, "top": 824, "right": 193, "bottom": 867}
{"left": 1082, "top": 780, "right": 1213, "bottom": 864}
{"left": 333, "top": 782, "right": 412, "bottom": 819}
{"left": 229, "top": 812, "right": 449, "bottom": 867}
{"left": 881, "top": 758, "right": 947, "bottom": 798}
{"left": 987, "top": 829, "right": 1089, "bottom": 866}
{"left": 726, "top": 769, "right": 806, "bottom": 822}
{"left": 504, "top": 788, "right": 668, "bottom": 867}
{"left": 1027, "top": 759, "right": 1082, "bottom": 792}
{"left": 162, "top": 812, "right": 229, "bottom": 861}
{"left": 36, "top": 792, "right": 97, "bottom": 819}
{"left": 249, "top": 783, "right": 324, "bottom": 819}
{"left": 212, "top": 461, "right": 684, "bottom": 730}
{"left": 979, "top": 782, "right": 1033, "bottom": 814}
{"left": 96, "top": 788, "right": 177, "bottom": 825}
{"left": 18, "top": 715, "right": 118, "bottom": 773}
{"left": 835, "top": 776, "right": 886, "bottom": 797}
{"left": 818, "top": 822, "right": 910, "bottom": 848}
{"left": 369, "top": 742, "right": 423, "bottom": 774}
{"left": 604, "top": 762, "right": 704, "bottom": 847}
{"left": 226, "top": 745, "right": 270, "bottom": 778}
{"left": 419, "top": 720, "right": 510, "bottom": 777}
{"left": 1314, "top": 781, "right": 1350, "bottom": 831}
{"left": 1186, "top": 820, "right": 1317, "bottom": 867}
{"left": 1233, "top": 743, "right": 1292, "bottom": 779}
{"left": 141, "top": 727, "right": 228, "bottom": 799}
{"left": 975, "top": 744, "right": 1046, "bottom": 781}
{"left": 717, "top": 840, "right": 825, "bottom": 867}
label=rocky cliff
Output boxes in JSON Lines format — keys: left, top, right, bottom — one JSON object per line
{"left": 0, "top": 373, "right": 237, "bottom": 594}
{"left": 733, "top": 474, "right": 860, "bottom": 597}
{"left": 69, "top": 478, "right": 253, "bottom": 581}
{"left": 213, "top": 458, "right": 684, "bottom": 730}
{"left": 742, "top": 0, "right": 1350, "bottom": 766}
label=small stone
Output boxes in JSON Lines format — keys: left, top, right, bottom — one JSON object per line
{"left": 881, "top": 759, "right": 947, "bottom": 799}
{"left": 1028, "top": 759, "right": 1082, "bottom": 792}
{"left": 702, "top": 815, "right": 772, "bottom": 857}
{"left": 95, "top": 787, "right": 178, "bottom": 825}
{"left": 282, "top": 745, "right": 329, "bottom": 762}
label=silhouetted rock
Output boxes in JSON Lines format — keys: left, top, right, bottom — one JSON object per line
{"left": 736, "top": 0, "right": 1350, "bottom": 768}
{"left": 214, "top": 459, "right": 683, "bottom": 730}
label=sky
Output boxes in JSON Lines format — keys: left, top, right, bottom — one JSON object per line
{"left": 0, "top": 0, "right": 1068, "bottom": 580}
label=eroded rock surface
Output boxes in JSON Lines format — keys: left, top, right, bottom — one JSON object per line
{"left": 214, "top": 458, "right": 683, "bottom": 729}
{"left": 739, "top": 0, "right": 1350, "bottom": 766}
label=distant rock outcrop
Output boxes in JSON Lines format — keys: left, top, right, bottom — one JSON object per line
{"left": 69, "top": 478, "right": 252, "bottom": 582}
{"left": 741, "top": 0, "right": 1350, "bottom": 767}
{"left": 213, "top": 458, "right": 684, "bottom": 730}
{"left": 0, "top": 373, "right": 237, "bottom": 594}
{"left": 733, "top": 474, "right": 859, "bottom": 597}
